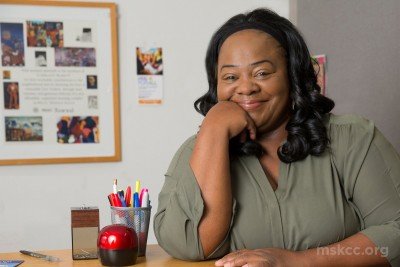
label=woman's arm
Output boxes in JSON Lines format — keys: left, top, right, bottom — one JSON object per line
{"left": 190, "top": 101, "right": 256, "bottom": 257}
{"left": 215, "top": 232, "right": 389, "bottom": 267}
{"left": 303, "top": 232, "right": 390, "bottom": 266}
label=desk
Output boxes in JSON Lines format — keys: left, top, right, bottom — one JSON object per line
{"left": 0, "top": 245, "right": 216, "bottom": 266}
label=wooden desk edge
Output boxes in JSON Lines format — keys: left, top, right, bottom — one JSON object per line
{"left": 0, "top": 244, "right": 216, "bottom": 266}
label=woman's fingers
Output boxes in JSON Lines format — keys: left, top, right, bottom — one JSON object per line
{"left": 215, "top": 250, "right": 266, "bottom": 267}
{"left": 215, "top": 249, "right": 275, "bottom": 267}
{"left": 245, "top": 114, "right": 257, "bottom": 140}
{"left": 215, "top": 250, "right": 245, "bottom": 266}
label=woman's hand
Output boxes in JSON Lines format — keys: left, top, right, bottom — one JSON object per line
{"left": 202, "top": 101, "right": 257, "bottom": 141}
{"left": 215, "top": 248, "right": 308, "bottom": 267}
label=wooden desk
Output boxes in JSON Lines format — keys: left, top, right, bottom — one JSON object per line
{"left": 0, "top": 245, "right": 216, "bottom": 266}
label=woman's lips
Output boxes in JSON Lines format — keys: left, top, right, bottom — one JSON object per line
{"left": 237, "top": 100, "right": 265, "bottom": 110}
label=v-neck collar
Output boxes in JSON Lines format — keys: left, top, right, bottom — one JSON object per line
{"left": 238, "top": 155, "right": 287, "bottom": 248}
{"left": 242, "top": 155, "right": 288, "bottom": 199}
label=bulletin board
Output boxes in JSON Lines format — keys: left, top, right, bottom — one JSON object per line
{"left": 0, "top": 0, "right": 121, "bottom": 165}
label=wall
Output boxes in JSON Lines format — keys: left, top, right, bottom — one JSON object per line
{"left": 0, "top": 0, "right": 290, "bottom": 252}
{"left": 296, "top": 0, "right": 400, "bottom": 152}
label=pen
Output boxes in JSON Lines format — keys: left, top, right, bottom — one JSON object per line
{"left": 125, "top": 186, "right": 132, "bottom": 207}
{"left": 20, "top": 250, "right": 60, "bottom": 262}
{"left": 142, "top": 191, "right": 149, "bottom": 208}
{"left": 139, "top": 188, "right": 147, "bottom": 207}
{"left": 107, "top": 193, "right": 114, "bottom": 206}
{"left": 135, "top": 180, "right": 140, "bottom": 193}
{"left": 113, "top": 179, "right": 118, "bottom": 194}
{"left": 117, "top": 190, "right": 125, "bottom": 200}
{"left": 133, "top": 192, "right": 140, "bottom": 207}
{"left": 112, "top": 193, "right": 122, "bottom": 207}
{"left": 118, "top": 192, "right": 127, "bottom": 207}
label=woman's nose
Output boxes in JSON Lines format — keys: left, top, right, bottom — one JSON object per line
{"left": 236, "top": 77, "right": 260, "bottom": 95}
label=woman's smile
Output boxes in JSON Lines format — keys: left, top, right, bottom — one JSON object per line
{"left": 235, "top": 99, "right": 266, "bottom": 111}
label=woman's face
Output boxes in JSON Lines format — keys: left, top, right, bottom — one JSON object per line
{"left": 217, "top": 29, "right": 290, "bottom": 135}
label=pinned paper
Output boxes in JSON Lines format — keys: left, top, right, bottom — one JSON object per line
{"left": 312, "top": 54, "right": 327, "bottom": 95}
{"left": 136, "top": 47, "right": 163, "bottom": 104}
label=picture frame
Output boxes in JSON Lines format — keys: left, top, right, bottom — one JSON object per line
{"left": 0, "top": 0, "right": 121, "bottom": 165}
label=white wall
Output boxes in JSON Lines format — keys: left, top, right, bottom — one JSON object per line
{"left": 0, "top": 0, "right": 289, "bottom": 252}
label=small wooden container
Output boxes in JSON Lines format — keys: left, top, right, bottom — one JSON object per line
{"left": 71, "top": 206, "right": 99, "bottom": 260}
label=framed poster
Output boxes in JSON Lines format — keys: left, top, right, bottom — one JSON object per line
{"left": 0, "top": 0, "right": 121, "bottom": 165}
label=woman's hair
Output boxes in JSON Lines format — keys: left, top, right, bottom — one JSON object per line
{"left": 194, "top": 8, "right": 335, "bottom": 163}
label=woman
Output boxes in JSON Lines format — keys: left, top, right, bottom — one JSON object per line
{"left": 154, "top": 8, "right": 399, "bottom": 266}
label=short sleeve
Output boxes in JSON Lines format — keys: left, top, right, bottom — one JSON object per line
{"left": 153, "top": 135, "right": 236, "bottom": 261}
{"left": 329, "top": 115, "right": 400, "bottom": 266}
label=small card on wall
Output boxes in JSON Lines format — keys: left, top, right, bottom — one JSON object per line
{"left": 136, "top": 47, "right": 163, "bottom": 105}
{"left": 312, "top": 54, "right": 327, "bottom": 95}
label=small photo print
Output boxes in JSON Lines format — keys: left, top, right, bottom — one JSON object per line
{"left": 136, "top": 47, "right": 163, "bottom": 75}
{"left": 57, "top": 116, "right": 99, "bottom": 144}
{"left": 5, "top": 116, "right": 43, "bottom": 142}
{"left": 86, "top": 75, "right": 97, "bottom": 89}
{"left": 88, "top": 95, "right": 98, "bottom": 109}
{"left": 35, "top": 51, "right": 47, "bottom": 67}
{"left": 3, "top": 82, "right": 19, "bottom": 109}
{"left": 3, "top": 70, "right": 11, "bottom": 79}
{"left": 26, "top": 21, "right": 63, "bottom": 47}
{"left": 312, "top": 54, "right": 327, "bottom": 95}
{"left": 76, "top": 28, "right": 92, "bottom": 42}
{"left": 55, "top": 47, "right": 96, "bottom": 67}
{"left": 1, "top": 23, "right": 25, "bottom": 66}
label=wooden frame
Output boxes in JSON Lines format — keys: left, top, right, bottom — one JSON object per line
{"left": 0, "top": 0, "right": 121, "bottom": 165}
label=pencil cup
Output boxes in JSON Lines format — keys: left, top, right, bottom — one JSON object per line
{"left": 110, "top": 206, "right": 152, "bottom": 256}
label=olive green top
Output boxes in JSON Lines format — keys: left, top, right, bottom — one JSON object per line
{"left": 154, "top": 114, "right": 400, "bottom": 266}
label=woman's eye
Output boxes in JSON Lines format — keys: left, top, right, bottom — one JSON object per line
{"left": 256, "top": 71, "right": 269, "bottom": 77}
{"left": 223, "top": 75, "right": 237, "bottom": 81}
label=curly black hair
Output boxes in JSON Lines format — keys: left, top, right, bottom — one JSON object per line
{"left": 194, "top": 8, "right": 335, "bottom": 163}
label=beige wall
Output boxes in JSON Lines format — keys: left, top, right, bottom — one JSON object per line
{"left": 296, "top": 0, "right": 400, "bottom": 152}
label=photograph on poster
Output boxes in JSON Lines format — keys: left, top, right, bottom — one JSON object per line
{"left": 5, "top": 116, "right": 43, "bottom": 142}
{"left": 56, "top": 116, "right": 99, "bottom": 144}
{"left": 76, "top": 28, "right": 92, "bottom": 42}
{"left": 26, "top": 21, "right": 63, "bottom": 47}
{"left": 55, "top": 47, "right": 96, "bottom": 67}
{"left": 3, "top": 70, "right": 10, "bottom": 79}
{"left": 35, "top": 51, "right": 47, "bottom": 67}
{"left": 3, "top": 82, "right": 19, "bottom": 109}
{"left": 0, "top": 22, "right": 25, "bottom": 66}
{"left": 88, "top": 95, "right": 98, "bottom": 109}
{"left": 136, "top": 47, "right": 163, "bottom": 75}
{"left": 63, "top": 21, "right": 97, "bottom": 48}
{"left": 86, "top": 75, "right": 97, "bottom": 89}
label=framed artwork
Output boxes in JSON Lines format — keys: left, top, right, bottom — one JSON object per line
{"left": 312, "top": 54, "right": 327, "bottom": 95}
{"left": 0, "top": 0, "right": 121, "bottom": 165}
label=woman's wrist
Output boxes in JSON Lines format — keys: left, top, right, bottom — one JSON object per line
{"left": 297, "top": 249, "right": 313, "bottom": 267}
{"left": 198, "top": 118, "right": 231, "bottom": 140}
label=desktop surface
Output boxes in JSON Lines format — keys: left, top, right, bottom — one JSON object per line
{"left": 0, "top": 244, "right": 216, "bottom": 266}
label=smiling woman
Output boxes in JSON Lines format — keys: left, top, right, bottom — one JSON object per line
{"left": 154, "top": 8, "right": 399, "bottom": 267}
{"left": 217, "top": 30, "right": 290, "bottom": 139}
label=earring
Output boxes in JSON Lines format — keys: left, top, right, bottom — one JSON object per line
{"left": 292, "top": 102, "right": 295, "bottom": 110}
